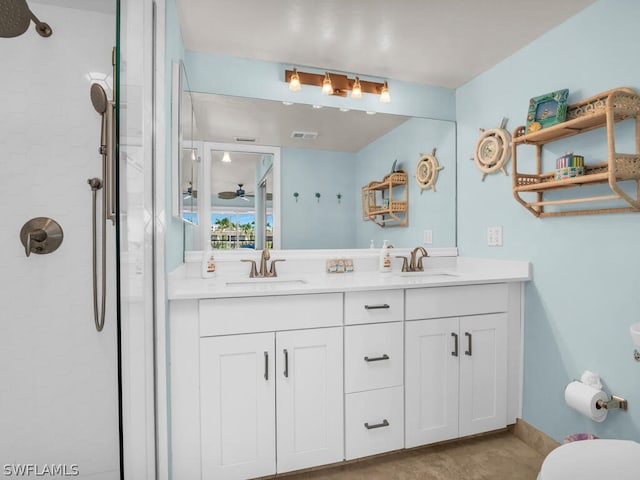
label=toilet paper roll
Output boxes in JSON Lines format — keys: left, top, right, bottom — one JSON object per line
{"left": 564, "top": 381, "right": 608, "bottom": 422}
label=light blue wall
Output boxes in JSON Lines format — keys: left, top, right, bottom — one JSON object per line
{"left": 355, "top": 117, "right": 457, "bottom": 248}
{"left": 165, "top": 0, "right": 186, "bottom": 271}
{"left": 456, "top": 0, "right": 640, "bottom": 442}
{"left": 281, "top": 148, "right": 357, "bottom": 249}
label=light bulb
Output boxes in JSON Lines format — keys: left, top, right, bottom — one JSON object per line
{"left": 379, "top": 81, "right": 391, "bottom": 103}
{"left": 322, "top": 72, "right": 333, "bottom": 95}
{"left": 289, "top": 68, "right": 301, "bottom": 92}
{"left": 351, "top": 76, "right": 362, "bottom": 99}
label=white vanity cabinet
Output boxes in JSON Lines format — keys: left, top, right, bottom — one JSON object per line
{"left": 343, "top": 290, "right": 405, "bottom": 460}
{"left": 197, "top": 294, "right": 344, "bottom": 480}
{"left": 200, "top": 327, "right": 343, "bottom": 479}
{"left": 169, "top": 272, "right": 526, "bottom": 480}
{"left": 404, "top": 284, "right": 510, "bottom": 448}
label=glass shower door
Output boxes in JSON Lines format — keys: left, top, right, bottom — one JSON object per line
{"left": 0, "top": 2, "right": 120, "bottom": 478}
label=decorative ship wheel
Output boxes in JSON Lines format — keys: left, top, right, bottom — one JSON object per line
{"left": 416, "top": 148, "right": 444, "bottom": 193}
{"left": 472, "top": 117, "right": 511, "bottom": 181}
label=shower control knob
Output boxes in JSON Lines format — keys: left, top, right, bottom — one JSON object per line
{"left": 20, "top": 217, "right": 64, "bottom": 257}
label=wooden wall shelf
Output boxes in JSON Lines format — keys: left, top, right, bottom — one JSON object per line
{"left": 512, "top": 88, "right": 640, "bottom": 217}
{"left": 362, "top": 171, "right": 408, "bottom": 227}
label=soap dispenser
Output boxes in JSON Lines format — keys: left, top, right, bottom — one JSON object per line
{"left": 378, "top": 239, "right": 392, "bottom": 273}
{"left": 201, "top": 249, "right": 216, "bottom": 278}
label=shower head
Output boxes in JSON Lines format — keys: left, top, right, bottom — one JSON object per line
{"left": 0, "top": 0, "right": 52, "bottom": 38}
{"left": 0, "top": 0, "right": 31, "bottom": 38}
{"left": 90, "top": 83, "right": 109, "bottom": 115}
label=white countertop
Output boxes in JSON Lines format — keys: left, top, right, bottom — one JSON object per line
{"left": 168, "top": 256, "right": 531, "bottom": 300}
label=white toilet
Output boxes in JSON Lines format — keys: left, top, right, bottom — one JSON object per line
{"left": 538, "top": 439, "right": 640, "bottom": 479}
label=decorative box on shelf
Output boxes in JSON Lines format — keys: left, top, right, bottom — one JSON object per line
{"left": 555, "top": 152, "right": 584, "bottom": 180}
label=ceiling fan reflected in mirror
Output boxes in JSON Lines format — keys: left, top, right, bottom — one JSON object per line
{"left": 217, "top": 183, "right": 274, "bottom": 202}
{"left": 217, "top": 183, "right": 250, "bottom": 201}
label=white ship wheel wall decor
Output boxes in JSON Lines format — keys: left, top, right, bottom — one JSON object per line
{"left": 472, "top": 117, "right": 511, "bottom": 181}
{"left": 416, "top": 148, "right": 444, "bottom": 193}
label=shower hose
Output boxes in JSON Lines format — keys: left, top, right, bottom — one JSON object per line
{"left": 89, "top": 178, "right": 106, "bottom": 332}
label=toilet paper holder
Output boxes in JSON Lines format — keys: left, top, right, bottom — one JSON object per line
{"left": 596, "top": 395, "right": 628, "bottom": 411}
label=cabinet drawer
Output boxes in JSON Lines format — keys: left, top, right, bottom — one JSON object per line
{"left": 199, "top": 293, "right": 342, "bottom": 336}
{"left": 345, "top": 387, "right": 404, "bottom": 460}
{"left": 344, "top": 289, "right": 404, "bottom": 325}
{"left": 405, "top": 284, "right": 508, "bottom": 320}
{"left": 345, "top": 322, "right": 403, "bottom": 393}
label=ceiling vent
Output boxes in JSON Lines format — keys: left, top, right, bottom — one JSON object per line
{"left": 233, "top": 136, "right": 256, "bottom": 143}
{"left": 290, "top": 131, "right": 318, "bottom": 140}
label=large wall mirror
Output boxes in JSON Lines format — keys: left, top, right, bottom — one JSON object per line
{"left": 182, "top": 92, "right": 457, "bottom": 251}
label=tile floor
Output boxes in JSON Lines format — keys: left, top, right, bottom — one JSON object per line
{"left": 273, "top": 431, "right": 545, "bottom": 480}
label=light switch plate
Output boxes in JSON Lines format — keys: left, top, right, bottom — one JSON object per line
{"left": 423, "top": 229, "right": 433, "bottom": 244}
{"left": 487, "top": 225, "right": 503, "bottom": 247}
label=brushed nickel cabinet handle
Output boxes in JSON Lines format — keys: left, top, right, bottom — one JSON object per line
{"left": 283, "top": 349, "right": 289, "bottom": 378}
{"left": 364, "top": 304, "right": 390, "bottom": 310}
{"left": 364, "top": 419, "right": 390, "bottom": 430}
{"left": 364, "top": 354, "right": 390, "bottom": 362}
{"left": 451, "top": 332, "right": 459, "bottom": 357}
{"left": 264, "top": 351, "right": 269, "bottom": 380}
{"left": 465, "top": 332, "right": 473, "bottom": 356}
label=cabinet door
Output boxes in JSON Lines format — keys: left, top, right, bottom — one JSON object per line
{"left": 459, "top": 313, "right": 508, "bottom": 437}
{"left": 276, "top": 327, "right": 344, "bottom": 473}
{"left": 405, "top": 318, "right": 459, "bottom": 447}
{"left": 200, "top": 333, "right": 275, "bottom": 480}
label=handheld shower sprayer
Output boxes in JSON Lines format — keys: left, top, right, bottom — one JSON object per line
{"left": 88, "top": 83, "right": 115, "bottom": 332}
{"left": 90, "top": 83, "right": 108, "bottom": 153}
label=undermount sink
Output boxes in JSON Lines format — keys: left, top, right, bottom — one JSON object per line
{"left": 394, "top": 270, "right": 459, "bottom": 278}
{"left": 225, "top": 277, "right": 308, "bottom": 287}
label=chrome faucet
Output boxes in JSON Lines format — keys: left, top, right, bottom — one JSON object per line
{"left": 409, "top": 246, "right": 428, "bottom": 272}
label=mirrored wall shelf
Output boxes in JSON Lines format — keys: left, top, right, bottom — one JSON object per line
{"left": 512, "top": 87, "right": 640, "bottom": 217}
{"left": 362, "top": 171, "right": 408, "bottom": 227}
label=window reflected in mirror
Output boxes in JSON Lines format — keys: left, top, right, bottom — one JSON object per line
{"left": 208, "top": 148, "right": 276, "bottom": 250}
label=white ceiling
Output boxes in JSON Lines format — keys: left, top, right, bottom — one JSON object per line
{"left": 176, "top": 0, "right": 596, "bottom": 88}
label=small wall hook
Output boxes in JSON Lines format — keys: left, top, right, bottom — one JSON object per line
{"left": 337, "top": 193, "right": 342, "bottom": 204}
{"left": 315, "top": 192, "right": 321, "bottom": 203}
{"left": 293, "top": 192, "right": 299, "bottom": 202}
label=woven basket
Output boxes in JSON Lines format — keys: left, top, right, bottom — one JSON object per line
{"left": 384, "top": 171, "right": 407, "bottom": 184}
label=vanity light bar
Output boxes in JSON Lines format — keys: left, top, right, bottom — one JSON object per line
{"left": 284, "top": 69, "right": 389, "bottom": 100}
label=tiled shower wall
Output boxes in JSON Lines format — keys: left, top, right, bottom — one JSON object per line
{"left": 0, "top": 4, "right": 119, "bottom": 477}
